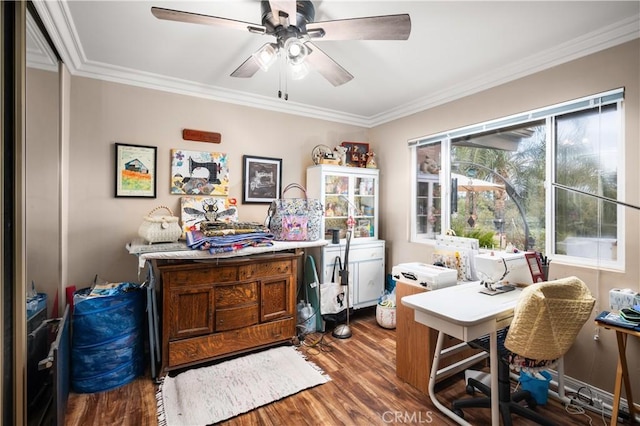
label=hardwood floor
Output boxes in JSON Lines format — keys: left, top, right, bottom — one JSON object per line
{"left": 65, "top": 309, "right": 603, "bottom": 425}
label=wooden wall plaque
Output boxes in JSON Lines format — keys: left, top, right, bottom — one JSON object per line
{"left": 182, "top": 129, "right": 221, "bottom": 144}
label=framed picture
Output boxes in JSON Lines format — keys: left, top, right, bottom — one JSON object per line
{"left": 114, "top": 143, "right": 157, "bottom": 198}
{"left": 170, "top": 149, "right": 229, "bottom": 195}
{"left": 341, "top": 142, "right": 370, "bottom": 167}
{"left": 242, "top": 155, "right": 282, "bottom": 203}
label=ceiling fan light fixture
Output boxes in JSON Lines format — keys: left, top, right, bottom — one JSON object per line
{"left": 252, "top": 43, "right": 279, "bottom": 71}
{"left": 289, "top": 61, "right": 309, "bottom": 80}
{"left": 284, "top": 37, "right": 308, "bottom": 65}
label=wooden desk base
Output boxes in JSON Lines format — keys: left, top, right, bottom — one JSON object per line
{"left": 396, "top": 281, "right": 482, "bottom": 393}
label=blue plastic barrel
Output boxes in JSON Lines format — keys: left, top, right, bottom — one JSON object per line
{"left": 71, "top": 284, "right": 145, "bottom": 393}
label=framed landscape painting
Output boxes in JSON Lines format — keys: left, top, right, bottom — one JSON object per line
{"left": 114, "top": 143, "right": 157, "bottom": 198}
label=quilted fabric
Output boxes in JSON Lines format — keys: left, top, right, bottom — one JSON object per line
{"left": 504, "top": 276, "right": 595, "bottom": 361}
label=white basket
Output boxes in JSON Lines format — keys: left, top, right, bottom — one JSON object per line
{"left": 376, "top": 304, "right": 396, "bottom": 329}
{"left": 138, "top": 206, "right": 182, "bottom": 244}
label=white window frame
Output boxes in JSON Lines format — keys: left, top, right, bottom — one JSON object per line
{"left": 409, "top": 88, "right": 625, "bottom": 270}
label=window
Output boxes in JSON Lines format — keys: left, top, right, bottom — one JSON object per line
{"left": 409, "top": 89, "right": 624, "bottom": 268}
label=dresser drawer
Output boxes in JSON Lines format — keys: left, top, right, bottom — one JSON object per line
{"left": 164, "top": 265, "right": 238, "bottom": 287}
{"left": 215, "top": 282, "right": 258, "bottom": 307}
{"left": 168, "top": 319, "right": 294, "bottom": 368}
{"left": 239, "top": 260, "right": 292, "bottom": 280}
{"left": 216, "top": 304, "right": 259, "bottom": 331}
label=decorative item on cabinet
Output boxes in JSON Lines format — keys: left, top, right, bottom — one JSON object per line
{"left": 311, "top": 144, "right": 338, "bottom": 165}
{"left": 366, "top": 151, "right": 377, "bottom": 169}
{"left": 340, "top": 142, "right": 369, "bottom": 167}
{"left": 334, "top": 145, "right": 348, "bottom": 166}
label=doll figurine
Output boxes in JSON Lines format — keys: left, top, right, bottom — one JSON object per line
{"left": 366, "top": 151, "right": 377, "bottom": 169}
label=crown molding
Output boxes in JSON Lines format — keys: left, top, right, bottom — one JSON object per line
{"left": 369, "top": 15, "right": 640, "bottom": 127}
{"left": 26, "top": 9, "right": 58, "bottom": 72}
{"left": 33, "top": 2, "right": 639, "bottom": 129}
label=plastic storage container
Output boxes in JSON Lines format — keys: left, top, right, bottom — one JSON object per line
{"left": 71, "top": 283, "right": 145, "bottom": 393}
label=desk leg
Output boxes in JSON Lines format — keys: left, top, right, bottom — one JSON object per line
{"left": 489, "top": 331, "right": 499, "bottom": 426}
{"left": 428, "top": 331, "right": 472, "bottom": 426}
{"left": 612, "top": 331, "right": 636, "bottom": 426}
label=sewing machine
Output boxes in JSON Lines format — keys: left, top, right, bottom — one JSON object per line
{"left": 475, "top": 251, "right": 543, "bottom": 293}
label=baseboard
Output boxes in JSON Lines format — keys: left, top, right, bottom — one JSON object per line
{"left": 546, "top": 370, "right": 640, "bottom": 423}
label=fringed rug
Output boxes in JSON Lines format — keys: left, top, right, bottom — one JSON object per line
{"left": 157, "top": 346, "right": 330, "bottom": 425}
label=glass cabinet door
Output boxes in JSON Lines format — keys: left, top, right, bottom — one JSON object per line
{"left": 307, "top": 165, "right": 379, "bottom": 243}
{"left": 353, "top": 176, "right": 375, "bottom": 239}
{"left": 323, "top": 174, "right": 349, "bottom": 239}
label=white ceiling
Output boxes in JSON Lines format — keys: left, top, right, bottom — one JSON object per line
{"left": 31, "top": 1, "right": 640, "bottom": 127}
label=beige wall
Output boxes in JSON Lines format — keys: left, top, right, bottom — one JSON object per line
{"left": 66, "top": 77, "right": 368, "bottom": 286}
{"left": 371, "top": 39, "right": 640, "bottom": 397}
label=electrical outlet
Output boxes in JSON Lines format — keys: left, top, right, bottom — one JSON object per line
{"left": 593, "top": 395, "right": 603, "bottom": 410}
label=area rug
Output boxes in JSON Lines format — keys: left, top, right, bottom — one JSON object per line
{"left": 157, "top": 346, "right": 331, "bottom": 425}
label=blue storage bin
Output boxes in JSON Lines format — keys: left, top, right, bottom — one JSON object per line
{"left": 520, "top": 370, "right": 552, "bottom": 405}
{"left": 71, "top": 356, "right": 144, "bottom": 394}
{"left": 27, "top": 293, "right": 47, "bottom": 320}
{"left": 71, "top": 284, "right": 145, "bottom": 393}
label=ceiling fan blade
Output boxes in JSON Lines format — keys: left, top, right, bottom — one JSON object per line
{"left": 268, "top": 0, "right": 298, "bottom": 25}
{"left": 304, "top": 42, "right": 353, "bottom": 87}
{"left": 306, "top": 14, "right": 411, "bottom": 40}
{"left": 151, "top": 7, "right": 266, "bottom": 34}
{"left": 230, "top": 55, "right": 262, "bottom": 79}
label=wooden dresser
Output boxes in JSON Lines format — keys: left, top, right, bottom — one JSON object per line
{"left": 157, "top": 252, "right": 300, "bottom": 374}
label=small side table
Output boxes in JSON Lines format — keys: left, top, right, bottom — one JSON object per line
{"left": 595, "top": 321, "right": 639, "bottom": 425}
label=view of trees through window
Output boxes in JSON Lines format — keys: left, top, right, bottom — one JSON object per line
{"left": 450, "top": 121, "right": 546, "bottom": 252}
{"left": 412, "top": 93, "right": 622, "bottom": 265}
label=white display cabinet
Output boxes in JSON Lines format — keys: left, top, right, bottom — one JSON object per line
{"left": 306, "top": 165, "right": 385, "bottom": 310}
{"left": 310, "top": 240, "right": 385, "bottom": 309}
{"left": 306, "top": 164, "right": 379, "bottom": 243}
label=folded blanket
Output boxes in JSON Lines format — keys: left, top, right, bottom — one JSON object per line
{"left": 186, "top": 230, "right": 274, "bottom": 254}
{"left": 200, "top": 221, "right": 269, "bottom": 236}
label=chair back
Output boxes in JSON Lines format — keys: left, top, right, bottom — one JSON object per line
{"left": 504, "top": 276, "right": 595, "bottom": 361}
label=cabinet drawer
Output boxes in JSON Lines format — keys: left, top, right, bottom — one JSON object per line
{"left": 215, "top": 282, "right": 258, "bottom": 307}
{"left": 239, "top": 260, "right": 291, "bottom": 280}
{"left": 168, "top": 319, "right": 294, "bottom": 368}
{"left": 216, "top": 304, "right": 259, "bottom": 331}
{"left": 164, "top": 265, "right": 238, "bottom": 287}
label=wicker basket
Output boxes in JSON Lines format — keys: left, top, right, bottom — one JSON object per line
{"left": 138, "top": 206, "right": 182, "bottom": 244}
{"left": 504, "top": 276, "right": 595, "bottom": 361}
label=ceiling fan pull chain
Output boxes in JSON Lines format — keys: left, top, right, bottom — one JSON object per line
{"left": 284, "top": 64, "right": 289, "bottom": 101}
{"left": 277, "top": 55, "right": 282, "bottom": 98}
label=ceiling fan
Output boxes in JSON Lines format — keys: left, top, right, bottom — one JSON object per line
{"left": 151, "top": 1, "right": 411, "bottom": 88}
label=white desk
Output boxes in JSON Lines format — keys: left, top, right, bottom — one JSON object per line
{"left": 401, "top": 281, "right": 522, "bottom": 426}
